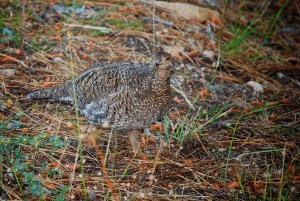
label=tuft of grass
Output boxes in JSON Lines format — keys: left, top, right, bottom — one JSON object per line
{"left": 263, "top": 0, "right": 289, "bottom": 44}
{"left": 224, "top": 117, "right": 240, "bottom": 187}
{"left": 222, "top": 1, "right": 287, "bottom": 58}
{"left": 163, "top": 100, "right": 236, "bottom": 144}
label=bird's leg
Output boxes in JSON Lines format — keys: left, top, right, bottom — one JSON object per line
{"left": 128, "top": 130, "right": 141, "bottom": 155}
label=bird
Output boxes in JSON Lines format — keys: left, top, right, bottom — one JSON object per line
{"left": 27, "top": 52, "right": 174, "bottom": 154}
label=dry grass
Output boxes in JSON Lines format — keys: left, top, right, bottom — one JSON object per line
{"left": 0, "top": 0, "right": 299, "bottom": 200}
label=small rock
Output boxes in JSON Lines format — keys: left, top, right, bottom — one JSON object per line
{"left": 53, "top": 57, "right": 64, "bottom": 63}
{"left": 246, "top": 81, "right": 264, "bottom": 93}
{"left": 202, "top": 50, "right": 214, "bottom": 59}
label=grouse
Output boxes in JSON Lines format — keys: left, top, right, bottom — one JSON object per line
{"left": 27, "top": 52, "right": 173, "bottom": 153}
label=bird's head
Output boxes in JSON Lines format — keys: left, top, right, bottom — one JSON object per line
{"left": 153, "top": 52, "right": 173, "bottom": 80}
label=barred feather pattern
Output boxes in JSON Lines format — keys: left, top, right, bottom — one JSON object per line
{"left": 27, "top": 52, "right": 173, "bottom": 131}
{"left": 27, "top": 84, "right": 73, "bottom": 103}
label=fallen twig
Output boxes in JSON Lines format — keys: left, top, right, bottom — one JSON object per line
{"left": 63, "top": 23, "right": 114, "bottom": 34}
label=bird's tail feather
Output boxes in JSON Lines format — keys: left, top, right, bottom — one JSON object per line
{"left": 27, "top": 84, "right": 72, "bottom": 102}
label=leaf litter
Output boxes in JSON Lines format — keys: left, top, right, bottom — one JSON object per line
{"left": 0, "top": 0, "right": 299, "bottom": 200}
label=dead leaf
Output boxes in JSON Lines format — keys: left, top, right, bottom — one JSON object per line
{"left": 174, "top": 53, "right": 184, "bottom": 61}
{"left": 212, "top": 183, "right": 220, "bottom": 190}
{"left": 252, "top": 101, "right": 264, "bottom": 107}
{"left": 151, "top": 1, "right": 219, "bottom": 23}
{"left": 150, "top": 123, "right": 164, "bottom": 132}
{"left": 148, "top": 137, "right": 155, "bottom": 143}
{"left": 200, "top": 89, "right": 207, "bottom": 99}
{"left": 186, "top": 50, "right": 198, "bottom": 58}
{"left": 1, "top": 56, "right": 17, "bottom": 63}
{"left": 281, "top": 98, "right": 291, "bottom": 104}
{"left": 184, "top": 159, "right": 193, "bottom": 166}
{"left": 141, "top": 154, "right": 147, "bottom": 161}
{"left": 227, "top": 181, "right": 240, "bottom": 189}
{"left": 47, "top": 162, "right": 60, "bottom": 168}
{"left": 179, "top": 50, "right": 199, "bottom": 61}
{"left": 212, "top": 15, "right": 221, "bottom": 26}
{"left": 230, "top": 107, "right": 239, "bottom": 113}
{"left": 293, "top": 175, "right": 300, "bottom": 181}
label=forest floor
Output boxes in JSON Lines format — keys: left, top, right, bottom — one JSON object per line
{"left": 0, "top": 0, "right": 299, "bottom": 200}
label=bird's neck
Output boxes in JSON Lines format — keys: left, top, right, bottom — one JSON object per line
{"left": 156, "top": 68, "right": 171, "bottom": 80}
{"left": 154, "top": 77, "right": 170, "bottom": 94}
